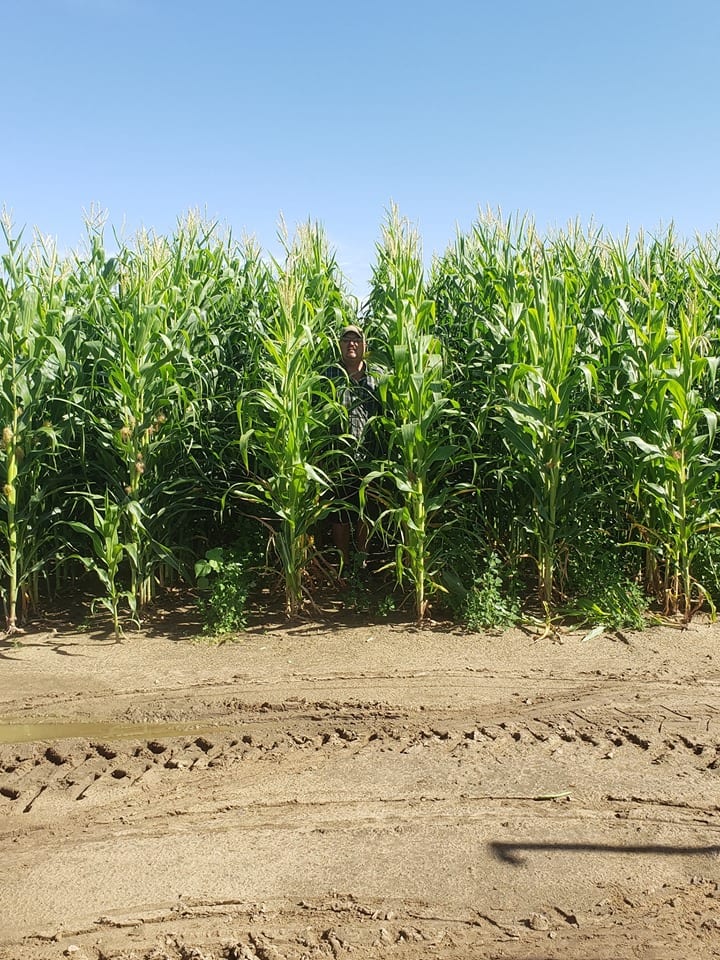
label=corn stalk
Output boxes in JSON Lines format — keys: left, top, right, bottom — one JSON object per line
{"left": 0, "top": 218, "right": 73, "bottom": 631}
{"left": 77, "top": 215, "right": 229, "bottom": 613}
{"left": 368, "top": 209, "right": 469, "bottom": 623}
{"left": 496, "top": 253, "right": 594, "bottom": 611}
{"left": 619, "top": 290, "right": 720, "bottom": 619}
{"left": 233, "top": 225, "right": 347, "bottom": 616}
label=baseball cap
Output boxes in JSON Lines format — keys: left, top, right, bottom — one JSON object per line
{"left": 341, "top": 324, "right": 363, "bottom": 339}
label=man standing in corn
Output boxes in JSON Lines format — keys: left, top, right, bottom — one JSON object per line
{"left": 325, "top": 324, "right": 380, "bottom": 568}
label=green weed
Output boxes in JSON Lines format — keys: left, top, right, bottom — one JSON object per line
{"left": 195, "top": 541, "right": 260, "bottom": 636}
{"left": 462, "top": 552, "right": 521, "bottom": 631}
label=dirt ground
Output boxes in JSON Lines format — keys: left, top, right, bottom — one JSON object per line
{"left": 1, "top": 594, "right": 719, "bottom": 960}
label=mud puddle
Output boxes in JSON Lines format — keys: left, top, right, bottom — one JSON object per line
{"left": 0, "top": 719, "right": 231, "bottom": 745}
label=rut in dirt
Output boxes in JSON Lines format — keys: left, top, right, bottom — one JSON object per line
{"left": 1, "top": 695, "right": 718, "bottom": 815}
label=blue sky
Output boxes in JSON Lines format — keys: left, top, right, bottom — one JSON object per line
{"left": 3, "top": 0, "right": 720, "bottom": 294}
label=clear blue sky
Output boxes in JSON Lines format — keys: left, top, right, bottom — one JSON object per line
{"left": 3, "top": 0, "right": 720, "bottom": 295}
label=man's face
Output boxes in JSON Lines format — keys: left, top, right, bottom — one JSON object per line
{"left": 340, "top": 331, "right": 365, "bottom": 364}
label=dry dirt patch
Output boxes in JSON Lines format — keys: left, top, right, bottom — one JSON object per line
{"left": 0, "top": 608, "right": 719, "bottom": 959}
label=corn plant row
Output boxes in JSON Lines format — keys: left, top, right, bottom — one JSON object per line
{"left": 2, "top": 207, "right": 720, "bottom": 631}
{"left": 431, "top": 213, "right": 720, "bottom": 622}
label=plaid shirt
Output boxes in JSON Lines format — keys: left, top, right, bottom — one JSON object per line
{"left": 325, "top": 363, "right": 380, "bottom": 454}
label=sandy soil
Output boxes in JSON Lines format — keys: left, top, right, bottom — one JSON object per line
{"left": 0, "top": 596, "right": 719, "bottom": 960}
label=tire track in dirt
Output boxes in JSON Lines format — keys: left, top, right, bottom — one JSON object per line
{"left": 1, "top": 644, "right": 719, "bottom": 960}
{"left": 3, "top": 666, "right": 717, "bottom": 722}
{"left": 1, "top": 855, "right": 718, "bottom": 959}
{"left": 2, "top": 696, "right": 718, "bottom": 818}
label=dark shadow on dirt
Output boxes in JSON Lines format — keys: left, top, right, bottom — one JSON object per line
{"left": 242, "top": 576, "right": 463, "bottom": 636}
{"left": 0, "top": 634, "right": 127, "bottom": 660}
{"left": 0, "top": 576, "right": 466, "bottom": 652}
{"left": 139, "top": 600, "right": 205, "bottom": 642}
{"left": 489, "top": 840, "right": 720, "bottom": 866}
{"left": 1, "top": 587, "right": 207, "bottom": 650}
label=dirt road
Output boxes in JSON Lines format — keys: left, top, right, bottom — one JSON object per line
{"left": 1, "top": 606, "right": 719, "bottom": 959}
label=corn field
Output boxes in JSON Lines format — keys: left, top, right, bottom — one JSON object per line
{"left": 3, "top": 206, "right": 720, "bottom": 632}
